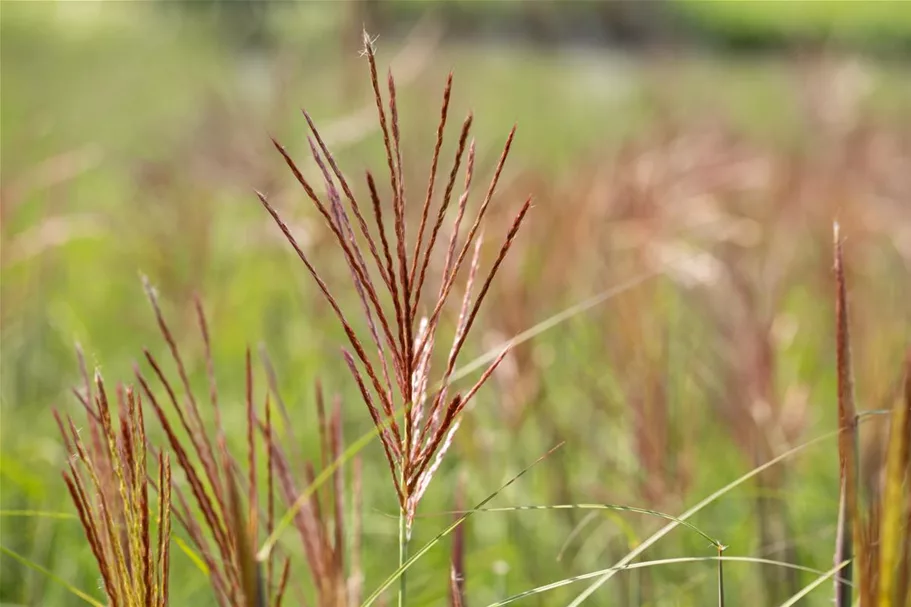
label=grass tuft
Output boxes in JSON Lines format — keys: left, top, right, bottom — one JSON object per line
{"left": 55, "top": 365, "right": 172, "bottom": 607}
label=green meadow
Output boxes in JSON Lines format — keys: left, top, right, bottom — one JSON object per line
{"left": 2, "top": 3, "right": 909, "bottom": 606}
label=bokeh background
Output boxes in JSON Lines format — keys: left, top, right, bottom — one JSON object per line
{"left": 2, "top": 1, "right": 910, "bottom": 605}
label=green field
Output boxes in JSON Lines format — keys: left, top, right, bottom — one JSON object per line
{"left": 2, "top": 3, "right": 910, "bottom": 606}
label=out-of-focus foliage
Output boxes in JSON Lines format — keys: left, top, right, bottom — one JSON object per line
{"left": 674, "top": 0, "right": 911, "bottom": 49}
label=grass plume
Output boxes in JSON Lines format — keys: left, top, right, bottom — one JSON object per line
{"left": 55, "top": 357, "right": 172, "bottom": 607}
{"left": 259, "top": 28, "right": 531, "bottom": 605}
{"left": 135, "top": 281, "right": 364, "bottom": 607}
{"left": 831, "top": 222, "right": 910, "bottom": 607}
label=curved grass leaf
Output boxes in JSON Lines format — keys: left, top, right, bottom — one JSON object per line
{"left": 0, "top": 510, "right": 76, "bottom": 520}
{"left": 426, "top": 503, "right": 723, "bottom": 549}
{"left": 1, "top": 545, "right": 106, "bottom": 607}
{"left": 565, "top": 427, "right": 844, "bottom": 606}
{"left": 446, "top": 268, "right": 671, "bottom": 385}
{"left": 257, "top": 410, "right": 392, "bottom": 561}
{"left": 173, "top": 536, "right": 210, "bottom": 576}
{"left": 485, "top": 556, "right": 855, "bottom": 606}
{"left": 778, "top": 560, "right": 852, "bottom": 607}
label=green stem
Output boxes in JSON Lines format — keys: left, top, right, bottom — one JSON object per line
{"left": 398, "top": 506, "right": 408, "bottom": 607}
{"left": 400, "top": 401, "right": 411, "bottom": 607}
{"left": 717, "top": 545, "right": 725, "bottom": 607}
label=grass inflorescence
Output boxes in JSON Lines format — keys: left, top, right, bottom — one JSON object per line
{"left": 258, "top": 28, "right": 531, "bottom": 607}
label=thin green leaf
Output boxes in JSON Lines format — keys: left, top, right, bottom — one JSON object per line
{"left": 173, "top": 536, "right": 210, "bottom": 576}
{"left": 257, "top": 410, "right": 392, "bottom": 561}
{"left": 556, "top": 511, "right": 600, "bottom": 562}
{"left": 779, "top": 560, "right": 852, "bottom": 607}
{"left": 565, "top": 428, "right": 843, "bottom": 606}
{"left": 446, "top": 268, "right": 671, "bottom": 385}
{"left": 878, "top": 353, "right": 911, "bottom": 607}
{"left": 1, "top": 545, "right": 106, "bottom": 607}
{"left": 485, "top": 556, "right": 855, "bottom": 607}
{"left": 0, "top": 510, "right": 77, "bottom": 520}
{"left": 424, "top": 503, "right": 723, "bottom": 549}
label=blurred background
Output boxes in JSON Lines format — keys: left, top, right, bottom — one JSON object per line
{"left": 2, "top": 1, "right": 910, "bottom": 605}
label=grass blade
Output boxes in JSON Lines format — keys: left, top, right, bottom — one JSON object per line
{"left": 1, "top": 545, "right": 106, "bottom": 607}
{"left": 779, "top": 560, "right": 852, "bottom": 607}
{"left": 173, "top": 536, "right": 210, "bottom": 576}
{"left": 423, "top": 503, "right": 723, "bottom": 549}
{"left": 484, "top": 556, "right": 854, "bottom": 606}
{"left": 835, "top": 478, "right": 852, "bottom": 607}
{"left": 257, "top": 409, "right": 399, "bottom": 561}
{"left": 565, "top": 428, "right": 843, "bottom": 606}
{"left": 447, "top": 267, "right": 672, "bottom": 386}
{"left": 0, "top": 510, "right": 77, "bottom": 520}
{"left": 879, "top": 351, "right": 911, "bottom": 607}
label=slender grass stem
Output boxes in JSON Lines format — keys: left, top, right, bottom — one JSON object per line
{"left": 717, "top": 545, "right": 725, "bottom": 607}
{"left": 398, "top": 506, "right": 409, "bottom": 607}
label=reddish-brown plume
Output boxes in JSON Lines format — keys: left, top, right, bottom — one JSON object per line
{"left": 57, "top": 363, "right": 172, "bottom": 607}
{"left": 135, "top": 281, "right": 362, "bottom": 607}
{"left": 258, "top": 29, "right": 531, "bottom": 529}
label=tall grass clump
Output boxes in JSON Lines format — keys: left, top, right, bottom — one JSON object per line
{"left": 135, "top": 283, "right": 274, "bottom": 607}
{"left": 137, "top": 281, "right": 367, "bottom": 606}
{"left": 55, "top": 348, "right": 172, "bottom": 607}
{"left": 832, "top": 222, "right": 911, "bottom": 607}
{"left": 55, "top": 278, "right": 366, "bottom": 606}
{"left": 257, "top": 30, "right": 531, "bottom": 606}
